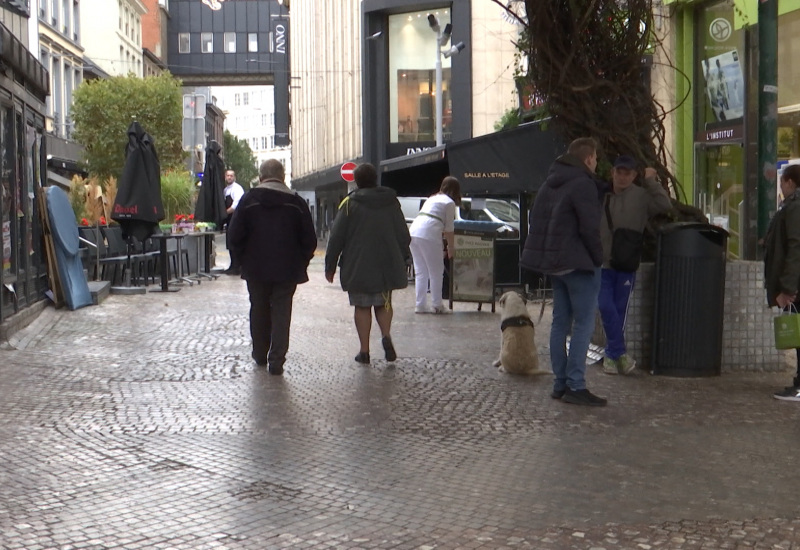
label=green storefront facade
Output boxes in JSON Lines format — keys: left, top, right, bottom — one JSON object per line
{"left": 666, "top": 0, "right": 800, "bottom": 259}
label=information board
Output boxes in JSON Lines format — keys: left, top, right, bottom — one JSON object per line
{"left": 450, "top": 230, "right": 495, "bottom": 304}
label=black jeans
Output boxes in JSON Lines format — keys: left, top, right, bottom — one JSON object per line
{"left": 224, "top": 215, "right": 239, "bottom": 269}
{"left": 246, "top": 280, "right": 297, "bottom": 368}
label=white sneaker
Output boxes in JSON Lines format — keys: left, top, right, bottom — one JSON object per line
{"left": 415, "top": 306, "right": 429, "bottom": 314}
{"left": 432, "top": 305, "right": 450, "bottom": 314}
{"left": 774, "top": 387, "right": 800, "bottom": 401}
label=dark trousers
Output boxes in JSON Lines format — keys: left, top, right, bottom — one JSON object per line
{"left": 224, "top": 215, "right": 239, "bottom": 269}
{"left": 246, "top": 280, "right": 297, "bottom": 368}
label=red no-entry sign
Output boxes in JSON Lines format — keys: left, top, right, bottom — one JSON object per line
{"left": 340, "top": 162, "right": 357, "bottom": 182}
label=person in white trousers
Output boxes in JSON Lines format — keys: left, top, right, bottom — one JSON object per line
{"left": 409, "top": 177, "right": 462, "bottom": 313}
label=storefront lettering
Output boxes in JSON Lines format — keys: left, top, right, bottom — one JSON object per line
{"left": 406, "top": 147, "right": 432, "bottom": 155}
{"left": 705, "top": 129, "right": 735, "bottom": 141}
{"left": 463, "top": 172, "right": 511, "bottom": 178}
{"left": 274, "top": 24, "right": 286, "bottom": 54}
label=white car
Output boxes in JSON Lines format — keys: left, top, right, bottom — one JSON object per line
{"left": 397, "top": 196, "right": 520, "bottom": 238}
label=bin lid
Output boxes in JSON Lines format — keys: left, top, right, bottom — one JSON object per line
{"left": 658, "top": 221, "right": 730, "bottom": 238}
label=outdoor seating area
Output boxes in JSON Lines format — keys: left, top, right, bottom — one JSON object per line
{"left": 78, "top": 226, "right": 219, "bottom": 290}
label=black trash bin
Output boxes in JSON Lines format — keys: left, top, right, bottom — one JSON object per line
{"left": 652, "top": 222, "right": 729, "bottom": 377}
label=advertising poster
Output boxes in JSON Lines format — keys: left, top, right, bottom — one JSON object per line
{"left": 2, "top": 220, "right": 10, "bottom": 271}
{"left": 451, "top": 232, "right": 494, "bottom": 303}
{"left": 702, "top": 49, "right": 744, "bottom": 122}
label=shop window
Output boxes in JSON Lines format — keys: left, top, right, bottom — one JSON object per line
{"left": 696, "top": 2, "right": 744, "bottom": 125}
{"left": 248, "top": 33, "right": 258, "bottom": 52}
{"left": 388, "top": 9, "right": 453, "bottom": 145}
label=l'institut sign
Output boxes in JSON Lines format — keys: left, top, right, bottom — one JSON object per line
{"left": 167, "top": 0, "right": 290, "bottom": 146}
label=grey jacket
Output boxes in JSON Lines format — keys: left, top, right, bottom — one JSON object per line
{"left": 600, "top": 177, "right": 671, "bottom": 268}
{"left": 325, "top": 186, "right": 411, "bottom": 293}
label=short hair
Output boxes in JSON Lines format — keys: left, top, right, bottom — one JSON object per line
{"left": 567, "top": 137, "right": 598, "bottom": 162}
{"left": 354, "top": 163, "right": 378, "bottom": 188}
{"left": 439, "top": 176, "right": 461, "bottom": 206}
{"left": 259, "top": 159, "right": 285, "bottom": 182}
{"left": 225, "top": 169, "right": 235, "bottom": 177}
{"left": 783, "top": 164, "right": 800, "bottom": 187}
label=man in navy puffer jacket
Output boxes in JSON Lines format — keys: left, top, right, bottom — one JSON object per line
{"left": 520, "top": 137, "right": 608, "bottom": 406}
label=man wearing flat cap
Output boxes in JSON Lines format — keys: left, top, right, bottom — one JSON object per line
{"left": 599, "top": 155, "right": 671, "bottom": 375}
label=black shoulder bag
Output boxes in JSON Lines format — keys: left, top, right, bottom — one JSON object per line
{"left": 605, "top": 196, "right": 643, "bottom": 273}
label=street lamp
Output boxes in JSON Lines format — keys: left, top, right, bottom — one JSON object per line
{"left": 428, "top": 13, "right": 465, "bottom": 146}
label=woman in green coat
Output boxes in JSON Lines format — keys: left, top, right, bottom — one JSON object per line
{"left": 324, "top": 163, "right": 411, "bottom": 365}
{"left": 765, "top": 164, "right": 800, "bottom": 400}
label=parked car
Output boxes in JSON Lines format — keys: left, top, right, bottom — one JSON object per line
{"left": 397, "top": 196, "right": 520, "bottom": 239}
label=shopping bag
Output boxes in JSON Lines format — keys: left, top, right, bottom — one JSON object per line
{"left": 773, "top": 306, "right": 800, "bottom": 349}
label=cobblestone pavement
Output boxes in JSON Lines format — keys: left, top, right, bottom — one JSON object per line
{"left": 2, "top": 250, "right": 800, "bottom": 549}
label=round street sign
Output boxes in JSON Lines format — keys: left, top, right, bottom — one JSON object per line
{"left": 340, "top": 161, "right": 357, "bottom": 182}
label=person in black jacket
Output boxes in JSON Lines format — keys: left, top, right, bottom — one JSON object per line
{"left": 519, "top": 137, "right": 608, "bottom": 406}
{"left": 227, "top": 159, "right": 317, "bottom": 375}
{"left": 324, "top": 163, "right": 411, "bottom": 364}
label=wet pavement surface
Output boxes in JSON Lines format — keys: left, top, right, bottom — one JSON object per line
{"left": 2, "top": 248, "right": 800, "bottom": 549}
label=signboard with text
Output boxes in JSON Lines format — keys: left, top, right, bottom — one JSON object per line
{"left": 451, "top": 230, "right": 495, "bottom": 304}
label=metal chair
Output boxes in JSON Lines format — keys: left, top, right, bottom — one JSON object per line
{"left": 101, "top": 225, "right": 151, "bottom": 286}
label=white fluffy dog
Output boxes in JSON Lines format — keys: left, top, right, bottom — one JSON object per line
{"left": 493, "top": 291, "right": 547, "bottom": 375}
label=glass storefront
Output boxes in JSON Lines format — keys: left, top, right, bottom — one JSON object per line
{"left": 777, "top": 8, "right": 800, "bottom": 161}
{"left": 388, "top": 9, "right": 452, "bottom": 144}
{"left": 0, "top": 101, "right": 47, "bottom": 320}
{"left": 694, "top": 1, "right": 745, "bottom": 257}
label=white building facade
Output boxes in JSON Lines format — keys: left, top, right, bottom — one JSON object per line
{"left": 80, "top": 0, "right": 146, "bottom": 77}
{"left": 38, "top": 0, "right": 83, "bottom": 138}
{"left": 213, "top": 86, "right": 292, "bottom": 187}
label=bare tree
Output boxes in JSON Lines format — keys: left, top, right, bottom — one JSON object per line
{"left": 494, "top": 0, "right": 694, "bottom": 199}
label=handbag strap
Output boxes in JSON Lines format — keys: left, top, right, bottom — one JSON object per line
{"left": 604, "top": 194, "right": 615, "bottom": 231}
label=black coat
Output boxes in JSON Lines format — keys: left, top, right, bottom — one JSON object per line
{"left": 764, "top": 190, "right": 800, "bottom": 307}
{"left": 194, "top": 140, "right": 227, "bottom": 230}
{"left": 227, "top": 183, "right": 317, "bottom": 284}
{"left": 111, "top": 121, "right": 164, "bottom": 242}
{"left": 520, "top": 154, "right": 606, "bottom": 274}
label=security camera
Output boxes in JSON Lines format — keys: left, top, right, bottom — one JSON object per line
{"left": 427, "top": 13, "right": 440, "bottom": 32}
{"left": 439, "top": 23, "right": 452, "bottom": 47}
{"left": 442, "top": 41, "right": 466, "bottom": 58}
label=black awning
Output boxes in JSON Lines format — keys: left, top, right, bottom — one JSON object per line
{"left": 378, "top": 146, "right": 448, "bottom": 196}
{"left": 447, "top": 121, "right": 565, "bottom": 195}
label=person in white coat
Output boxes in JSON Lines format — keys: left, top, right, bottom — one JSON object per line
{"left": 409, "top": 177, "right": 462, "bottom": 313}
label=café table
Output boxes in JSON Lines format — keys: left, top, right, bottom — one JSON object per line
{"left": 149, "top": 230, "right": 220, "bottom": 292}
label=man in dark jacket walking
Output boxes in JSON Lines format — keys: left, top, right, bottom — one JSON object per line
{"left": 324, "top": 163, "right": 410, "bottom": 364}
{"left": 228, "top": 159, "right": 317, "bottom": 375}
{"left": 520, "top": 137, "right": 608, "bottom": 406}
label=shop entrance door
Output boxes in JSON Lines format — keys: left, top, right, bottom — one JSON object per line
{"left": 694, "top": 142, "right": 744, "bottom": 258}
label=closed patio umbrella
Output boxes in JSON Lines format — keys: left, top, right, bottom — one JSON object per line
{"left": 194, "top": 140, "right": 226, "bottom": 230}
{"left": 111, "top": 121, "right": 164, "bottom": 243}
{"left": 109, "top": 121, "right": 164, "bottom": 292}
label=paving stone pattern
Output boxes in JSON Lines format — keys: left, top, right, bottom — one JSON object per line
{"left": 2, "top": 255, "right": 800, "bottom": 549}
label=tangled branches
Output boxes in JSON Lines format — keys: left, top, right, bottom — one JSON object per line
{"left": 496, "top": 0, "right": 685, "bottom": 197}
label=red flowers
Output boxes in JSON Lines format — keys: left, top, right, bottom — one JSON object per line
{"left": 174, "top": 214, "right": 195, "bottom": 222}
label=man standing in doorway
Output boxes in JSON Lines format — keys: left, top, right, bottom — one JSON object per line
{"left": 520, "top": 137, "right": 608, "bottom": 406}
{"left": 223, "top": 169, "right": 245, "bottom": 275}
